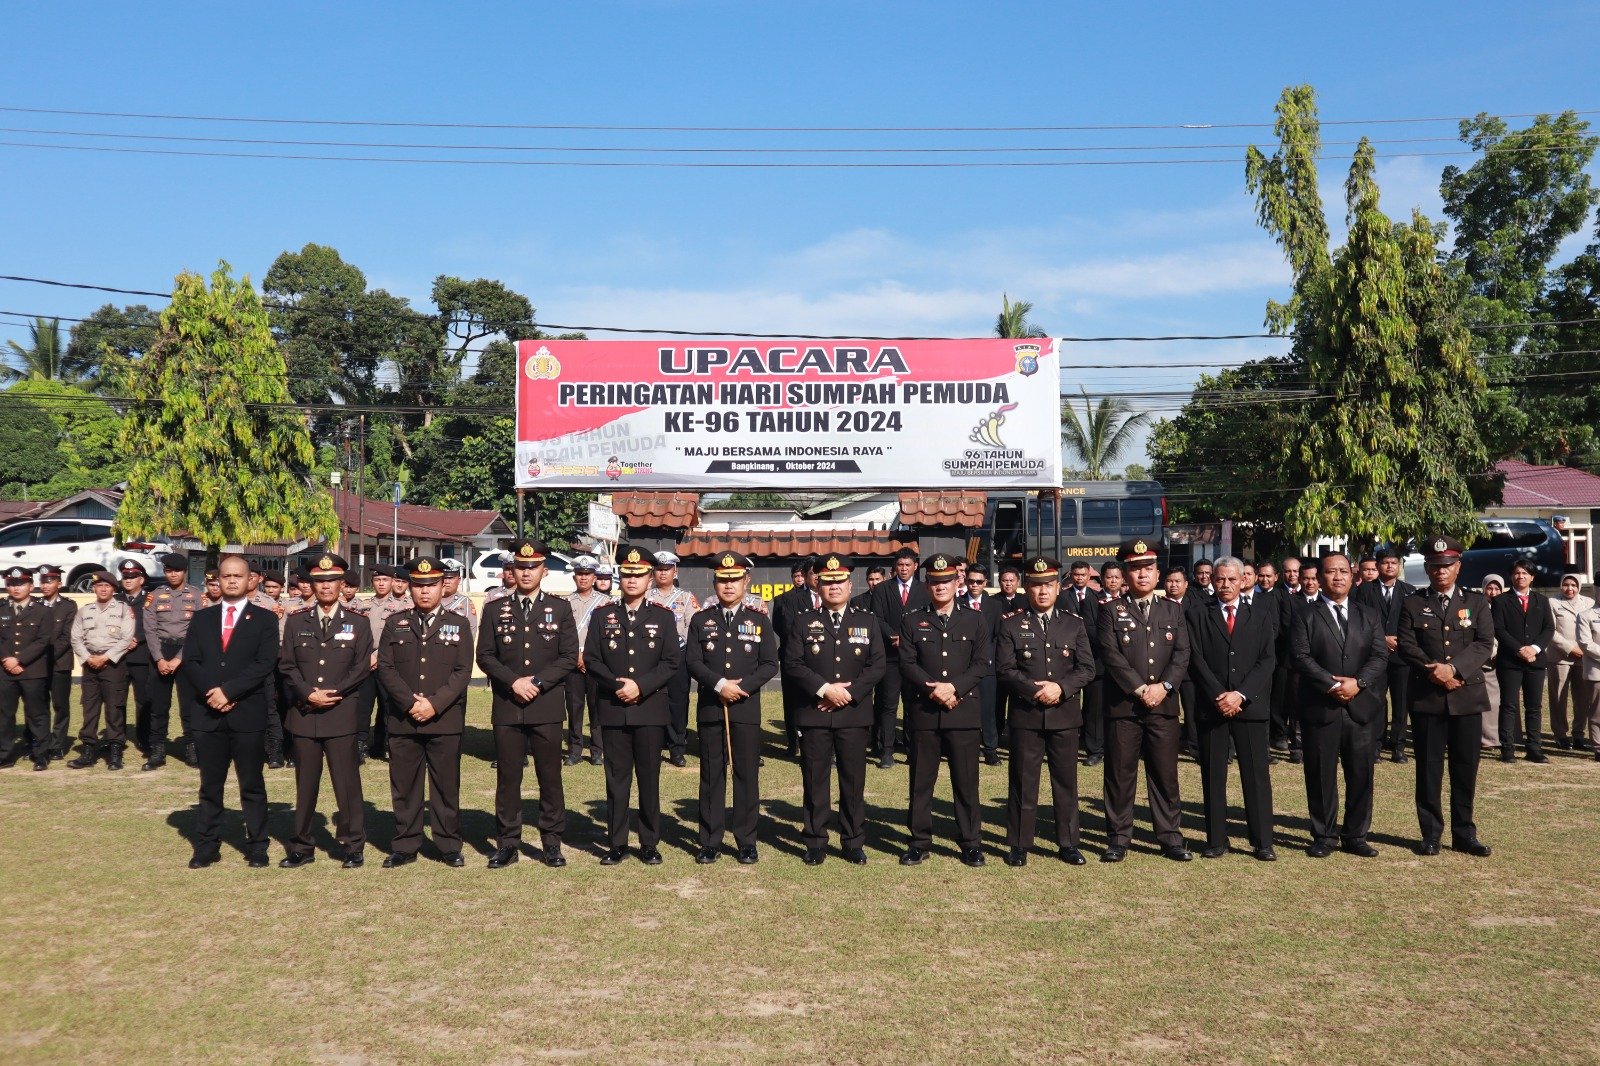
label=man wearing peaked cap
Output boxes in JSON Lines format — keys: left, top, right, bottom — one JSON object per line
{"left": 141, "top": 550, "right": 204, "bottom": 770}
{"left": 0, "top": 565, "right": 54, "bottom": 769}
{"left": 437, "top": 557, "right": 478, "bottom": 643}
{"left": 114, "top": 559, "right": 156, "bottom": 757}
{"left": 647, "top": 548, "right": 699, "bottom": 768}
{"left": 897, "top": 554, "right": 994, "bottom": 867}
{"left": 686, "top": 551, "right": 779, "bottom": 863}
{"left": 32, "top": 563, "right": 77, "bottom": 763}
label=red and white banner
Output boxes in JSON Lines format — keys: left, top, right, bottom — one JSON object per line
{"left": 514, "top": 338, "right": 1062, "bottom": 489}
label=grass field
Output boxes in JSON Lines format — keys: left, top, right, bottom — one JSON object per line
{"left": 2, "top": 688, "right": 1598, "bottom": 1064}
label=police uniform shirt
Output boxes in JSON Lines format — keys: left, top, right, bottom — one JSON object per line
{"left": 898, "top": 603, "right": 993, "bottom": 729}
{"left": 0, "top": 596, "right": 52, "bottom": 678}
{"left": 144, "top": 582, "right": 204, "bottom": 658}
{"left": 1098, "top": 594, "right": 1190, "bottom": 716}
{"left": 584, "top": 601, "right": 682, "bottom": 726}
{"left": 566, "top": 589, "right": 613, "bottom": 654}
{"left": 1396, "top": 584, "right": 1495, "bottom": 716}
{"left": 375, "top": 605, "right": 475, "bottom": 735}
{"left": 70, "top": 598, "right": 135, "bottom": 662}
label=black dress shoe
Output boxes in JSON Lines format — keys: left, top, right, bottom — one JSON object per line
{"left": 737, "top": 845, "right": 759, "bottom": 865}
{"left": 695, "top": 846, "right": 719, "bottom": 864}
{"left": 487, "top": 846, "right": 519, "bottom": 869}
{"left": 1288, "top": 750, "right": 1304, "bottom": 764}
{"left": 1252, "top": 847, "right": 1277, "bottom": 862}
{"left": 877, "top": 755, "right": 894, "bottom": 769}
{"left": 669, "top": 753, "right": 687, "bottom": 768}
{"left": 960, "top": 847, "right": 986, "bottom": 867}
{"left": 1004, "top": 847, "right": 1028, "bottom": 867}
{"left": 1340, "top": 840, "right": 1378, "bottom": 858}
{"left": 1085, "top": 753, "right": 1104, "bottom": 767}
{"left": 341, "top": 853, "right": 364, "bottom": 869}
{"left": 1390, "top": 750, "right": 1409, "bottom": 764}
{"left": 1526, "top": 751, "right": 1550, "bottom": 764}
{"left": 279, "top": 852, "right": 315, "bottom": 869}
{"left": 31, "top": 760, "right": 48, "bottom": 771}
{"left": 67, "top": 750, "right": 98, "bottom": 769}
{"left": 983, "top": 748, "right": 1002, "bottom": 766}
{"left": 1556, "top": 736, "right": 1572, "bottom": 750}
{"left": 1059, "top": 846, "right": 1087, "bottom": 866}
{"left": 1417, "top": 839, "right": 1441, "bottom": 856}
{"left": 564, "top": 751, "right": 583, "bottom": 766}
{"left": 442, "top": 852, "right": 466, "bottom": 868}
{"left": 1201, "top": 845, "right": 1228, "bottom": 859}
{"left": 1452, "top": 838, "right": 1492, "bottom": 857}
{"left": 802, "top": 848, "right": 825, "bottom": 866}
{"left": 900, "top": 846, "right": 928, "bottom": 866}
{"left": 382, "top": 852, "right": 417, "bottom": 868}
{"left": 639, "top": 846, "right": 663, "bottom": 865}
{"left": 267, "top": 758, "right": 285, "bottom": 770}
{"left": 246, "top": 854, "right": 270, "bottom": 868}
{"left": 1161, "top": 844, "right": 1193, "bottom": 862}
{"left": 1306, "top": 841, "right": 1333, "bottom": 858}
{"left": 843, "top": 847, "right": 867, "bottom": 865}
{"left": 590, "top": 753, "right": 604, "bottom": 766}
{"left": 599, "top": 848, "right": 626, "bottom": 866}
{"left": 757, "top": 756, "right": 765, "bottom": 767}
{"left": 1100, "top": 846, "right": 1126, "bottom": 863}
{"left": 1498, "top": 750, "right": 1515, "bottom": 763}
{"left": 188, "top": 853, "right": 219, "bottom": 869}
{"left": 542, "top": 845, "right": 566, "bottom": 868}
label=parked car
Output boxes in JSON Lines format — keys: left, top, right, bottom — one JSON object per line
{"left": 1401, "top": 518, "right": 1568, "bottom": 588}
{"left": 466, "top": 549, "right": 576, "bottom": 597}
{"left": 0, "top": 519, "right": 172, "bottom": 591}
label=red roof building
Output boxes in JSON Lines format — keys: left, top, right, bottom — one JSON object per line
{"left": 1490, "top": 459, "right": 1600, "bottom": 576}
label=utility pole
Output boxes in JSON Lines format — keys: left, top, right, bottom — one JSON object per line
{"left": 355, "top": 415, "right": 367, "bottom": 569}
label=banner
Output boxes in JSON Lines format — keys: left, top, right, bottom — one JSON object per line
{"left": 514, "top": 338, "right": 1062, "bottom": 489}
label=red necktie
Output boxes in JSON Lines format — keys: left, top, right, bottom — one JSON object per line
{"left": 222, "top": 604, "right": 237, "bottom": 650}
{"left": 1224, "top": 603, "right": 1235, "bottom": 635}
{"left": 1519, "top": 594, "right": 1528, "bottom": 614}
{"left": 900, "top": 583, "right": 909, "bottom": 606}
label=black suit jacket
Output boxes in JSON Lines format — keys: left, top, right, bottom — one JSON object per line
{"left": 868, "top": 577, "right": 930, "bottom": 650}
{"left": 278, "top": 604, "right": 373, "bottom": 738}
{"left": 376, "top": 607, "right": 475, "bottom": 735}
{"left": 995, "top": 608, "right": 1095, "bottom": 730}
{"left": 781, "top": 606, "right": 886, "bottom": 729}
{"left": 181, "top": 601, "right": 280, "bottom": 732}
{"left": 1352, "top": 578, "right": 1415, "bottom": 638}
{"left": 585, "top": 602, "right": 682, "bottom": 727}
{"left": 1289, "top": 598, "right": 1389, "bottom": 726}
{"left": 1097, "top": 598, "right": 1190, "bottom": 718}
{"left": 1187, "top": 597, "right": 1277, "bottom": 722}
{"left": 1491, "top": 589, "right": 1555, "bottom": 670}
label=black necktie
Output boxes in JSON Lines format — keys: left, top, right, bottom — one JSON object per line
{"left": 520, "top": 597, "right": 532, "bottom": 621}
{"left": 724, "top": 609, "right": 735, "bottom": 627}
{"left": 1335, "top": 603, "right": 1348, "bottom": 639}
{"left": 935, "top": 612, "right": 947, "bottom": 631}
{"left": 1138, "top": 599, "right": 1150, "bottom": 621}
{"left": 830, "top": 611, "right": 841, "bottom": 628}
{"left": 320, "top": 614, "right": 332, "bottom": 639}
{"left": 627, "top": 609, "right": 637, "bottom": 626}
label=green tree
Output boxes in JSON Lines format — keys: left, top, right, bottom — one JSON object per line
{"left": 1059, "top": 387, "right": 1150, "bottom": 481}
{"left": 115, "top": 263, "right": 339, "bottom": 556}
{"left": 3, "top": 317, "right": 87, "bottom": 384}
{"left": 1247, "top": 86, "right": 1489, "bottom": 548}
{"left": 993, "top": 294, "right": 1047, "bottom": 339}
{"left": 1531, "top": 220, "right": 1600, "bottom": 468}
{"left": 0, "top": 390, "right": 64, "bottom": 491}
{"left": 66, "top": 304, "right": 161, "bottom": 392}
{"left": 7, "top": 379, "right": 127, "bottom": 491}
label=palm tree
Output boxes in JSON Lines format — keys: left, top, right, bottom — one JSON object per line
{"left": 2, "top": 317, "right": 77, "bottom": 384}
{"left": 1060, "top": 386, "right": 1151, "bottom": 480}
{"left": 994, "top": 294, "right": 1047, "bottom": 339}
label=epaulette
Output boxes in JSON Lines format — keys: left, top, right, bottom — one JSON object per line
{"left": 288, "top": 604, "right": 313, "bottom": 616}
{"left": 1002, "top": 608, "right": 1025, "bottom": 619}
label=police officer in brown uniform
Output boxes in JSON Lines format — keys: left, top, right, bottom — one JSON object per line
{"left": 34, "top": 564, "right": 76, "bottom": 762}
{"left": 1097, "top": 538, "right": 1194, "bottom": 862}
{"left": 898, "top": 554, "right": 994, "bottom": 867}
{"left": 67, "top": 570, "right": 135, "bottom": 769}
{"left": 0, "top": 565, "right": 53, "bottom": 769}
{"left": 782, "top": 555, "right": 887, "bottom": 866}
{"left": 686, "top": 552, "right": 780, "bottom": 864}
{"left": 1397, "top": 535, "right": 1495, "bottom": 857}
{"left": 143, "top": 552, "right": 204, "bottom": 770}
{"left": 476, "top": 538, "right": 579, "bottom": 870}
{"left": 586, "top": 544, "right": 683, "bottom": 865}
{"left": 114, "top": 560, "right": 155, "bottom": 754}
{"left": 996, "top": 556, "right": 1097, "bottom": 866}
{"left": 278, "top": 554, "right": 373, "bottom": 869}
{"left": 376, "top": 557, "right": 475, "bottom": 868}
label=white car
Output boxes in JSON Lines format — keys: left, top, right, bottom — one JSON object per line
{"left": 0, "top": 518, "right": 172, "bottom": 591}
{"left": 467, "top": 549, "right": 576, "bottom": 597}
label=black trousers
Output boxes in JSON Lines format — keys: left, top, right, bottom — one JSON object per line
{"left": 362, "top": 679, "right": 388, "bottom": 756}
{"left": 1269, "top": 662, "right": 1300, "bottom": 750}
{"left": 493, "top": 721, "right": 566, "bottom": 848}
{"left": 194, "top": 727, "right": 268, "bottom": 859}
{"left": 78, "top": 661, "right": 130, "bottom": 745}
{"left": 49, "top": 669, "right": 72, "bottom": 755}
{"left": 1377, "top": 658, "right": 1410, "bottom": 751}
{"left": 388, "top": 732, "right": 462, "bottom": 856}
{"left": 698, "top": 718, "right": 762, "bottom": 849}
{"left": 872, "top": 664, "right": 902, "bottom": 756}
{"left": 126, "top": 656, "right": 151, "bottom": 751}
{"left": 1197, "top": 716, "right": 1274, "bottom": 850}
{"left": 264, "top": 670, "right": 285, "bottom": 758}
{"left": 1080, "top": 676, "right": 1105, "bottom": 757}
{"left": 565, "top": 674, "right": 599, "bottom": 755}
{"left": 1179, "top": 678, "right": 1199, "bottom": 751}
{"left": 1497, "top": 666, "right": 1545, "bottom": 754}
{"left": 1103, "top": 713, "right": 1183, "bottom": 848}
{"left": 0, "top": 674, "right": 50, "bottom": 764}
{"left": 1300, "top": 709, "right": 1374, "bottom": 845}
{"left": 800, "top": 725, "right": 869, "bottom": 850}
{"left": 977, "top": 676, "right": 1000, "bottom": 752}
{"left": 907, "top": 726, "right": 981, "bottom": 850}
{"left": 994, "top": 681, "right": 1011, "bottom": 740}
{"left": 602, "top": 723, "right": 665, "bottom": 849}
{"left": 1413, "top": 712, "right": 1481, "bottom": 844}
{"left": 288, "top": 732, "right": 365, "bottom": 857}
{"left": 664, "top": 655, "right": 691, "bottom": 757}
{"left": 147, "top": 664, "right": 183, "bottom": 749}
{"left": 779, "top": 679, "right": 803, "bottom": 751}
{"left": 1007, "top": 725, "right": 1080, "bottom": 849}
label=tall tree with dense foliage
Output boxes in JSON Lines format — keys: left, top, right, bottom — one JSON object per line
{"left": 3, "top": 317, "right": 87, "bottom": 384}
{"left": 1246, "top": 86, "right": 1489, "bottom": 548}
{"left": 66, "top": 304, "right": 161, "bottom": 392}
{"left": 115, "top": 264, "right": 339, "bottom": 554}
{"left": 1060, "top": 386, "right": 1150, "bottom": 481}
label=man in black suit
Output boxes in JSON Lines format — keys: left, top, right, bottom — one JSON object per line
{"left": 180, "top": 554, "right": 280, "bottom": 868}
{"left": 996, "top": 556, "right": 1096, "bottom": 866}
{"left": 1163, "top": 566, "right": 1203, "bottom": 757}
{"left": 376, "top": 556, "right": 477, "bottom": 868}
{"left": 959, "top": 565, "right": 1005, "bottom": 764}
{"left": 1289, "top": 553, "right": 1390, "bottom": 858}
{"left": 1097, "top": 539, "right": 1193, "bottom": 862}
{"left": 898, "top": 554, "right": 994, "bottom": 867}
{"left": 1353, "top": 546, "right": 1417, "bottom": 762}
{"left": 585, "top": 544, "right": 683, "bottom": 865}
{"left": 992, "top": 565, "right": 1026, "bottom": 739}
{"left": 476, "top": 538, "right": 579, "bottom": 869}
{"left": 1187, "top": 557, "right": 1278, "bottom": 860}
{"left": 1492, "top": 559, "right": 1554, "bottom": 762}
{"left": 867, "top": 547, "right": 929, "bottom": 768}
{"left": 1397, "top": 535, "right": 1494, "bottom": 857}
{"left": 783, "top": 554, "right": 886, "bottom": 865}
{"left": 771, "top": 558, "right": 819, "bottom": 757}
{"left": 686, "top": 552, "right": 779, "bottom": 864}
{"left": 1061, "top": 560, "right": 1104, "bottom": 766}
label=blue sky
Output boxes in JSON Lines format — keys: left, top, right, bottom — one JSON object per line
{"left": 3, "top": 1, "right": 1597, "bottom": 462}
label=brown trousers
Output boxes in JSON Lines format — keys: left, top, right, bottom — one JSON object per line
{"left": 288, "top": 732, "right": 366, "bottom": 857}
{"left": 493, "top": 721, "right": 566, "bottom": 849}
{"left": 79, "top": 660, "right": 130, "bottom": 745}
{"left": 1007, "top": 725, "right": 1080, "bottom": 849}
{"left": 388, "top": 733, "right": 462, "bottom": 857}
{"left": 1103, "top": 713, "right": 1183, "bottom": 849}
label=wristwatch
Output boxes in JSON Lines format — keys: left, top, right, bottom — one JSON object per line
{"left": 1355, "top": 678, "right": 1368, "bottom": 689}
{"left": 1161, "top": 681, "right": 1174, "bottom": 693}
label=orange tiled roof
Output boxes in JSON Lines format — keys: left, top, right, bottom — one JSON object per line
{"left": 677, "top": 528, "right": 917, "bottom": 560}
{"left": 612, "top": 492, "right": 702, "bottom": 529}
{"left": 898, "top": 491, "right": 987, "bottom": 528}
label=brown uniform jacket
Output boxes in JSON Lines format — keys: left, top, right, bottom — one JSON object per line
{"left": 476, "top": 591, "right": 579, "bottom": 727}
{"left": 376, "top": 607, "right": 474, "bottom": 736}
{"left": 279, "top": 603, "right": 374, "bottom": 738}
{"left": 1396, "top": 586, "right": 1494, "bottom": 717}
{"left": 780, "top": 606, "right": 886, "bottom": 730}
{"left": 898, "top": 604, "right": 993, "bottom": 731}
{"left": 0, "top": 597, "right": 54, "bottom": 679}
{"left": 585, "top": 602, "right": 682, "bottom": 727}
{"left": 996, "top": 607, "right": 1096, "bottom": 730}
{"left": 685, "top": 603, "right": 780, "bottom": 725}
{"left": 1097, "top": 596, "right": 1191, "bottom": 719}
